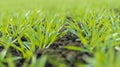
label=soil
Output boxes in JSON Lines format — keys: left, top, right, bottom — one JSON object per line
{"left": 35, "top": 32, "right": 92, "bottom": 67}
{"left": 0, "top": 32, "right": 92, "bottom": 67}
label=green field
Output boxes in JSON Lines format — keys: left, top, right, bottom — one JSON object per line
{"left": 0, "top": 0, "right": 120, "bottom": 67}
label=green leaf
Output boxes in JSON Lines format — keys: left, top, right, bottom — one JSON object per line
{"left": 63, "top": 45, "right": 89, "bottom": 52}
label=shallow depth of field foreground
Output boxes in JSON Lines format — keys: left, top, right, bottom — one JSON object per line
{"left": 0, "top": 0, "right": 120, "bottom": 67}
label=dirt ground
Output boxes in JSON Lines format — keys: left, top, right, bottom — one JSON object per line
{"left": 0, "top": 32, "right": 93, "bottom": 67}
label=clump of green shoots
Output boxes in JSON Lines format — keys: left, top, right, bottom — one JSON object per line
{"left": 0, "top": 10, "right": 67, "bottom": 59}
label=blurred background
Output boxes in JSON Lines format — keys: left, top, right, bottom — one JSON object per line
{"left": 0, "top": 0, "right": 120, "bottom": 12}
